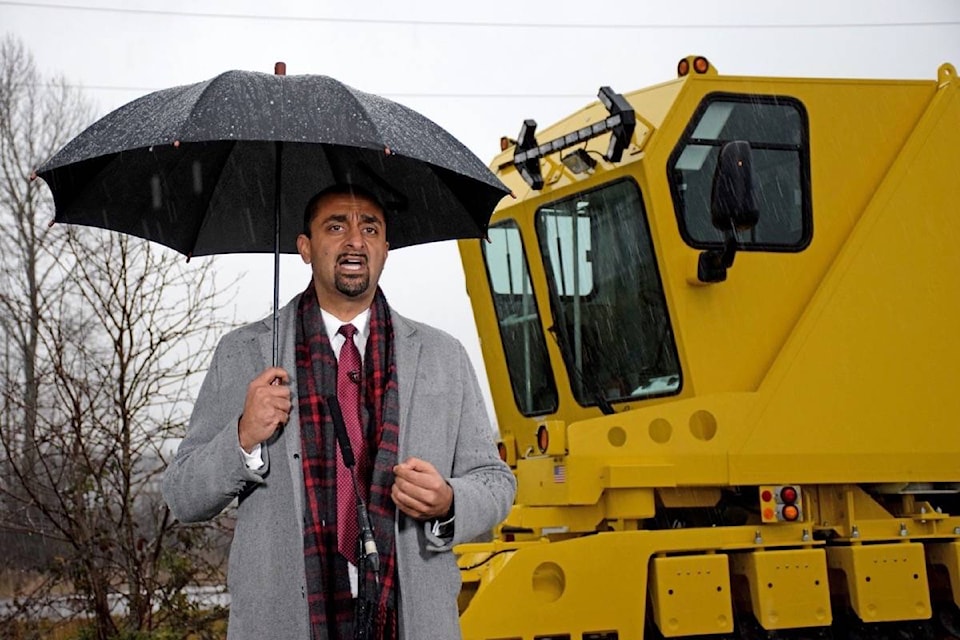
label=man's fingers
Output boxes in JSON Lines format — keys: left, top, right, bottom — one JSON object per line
{"left": 393, "top": 475, "right": 437, "bottom": 506}
{"left": 391, "top": 484, "right": 432, "bottom": 518}
{"left": 394, "top": 458, "right": 442, "bottom": 486}
{"left": 255, "top": 366, "right": 289, "bottom": 386}
{"left": 396, "top": 456, "right": 436, "bottom": 474}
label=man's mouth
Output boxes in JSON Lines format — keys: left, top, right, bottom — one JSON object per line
{"left": 338, "top": 254, "right": 366, "bottom": 272}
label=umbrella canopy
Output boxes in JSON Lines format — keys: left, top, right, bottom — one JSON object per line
{"left": 36, "top": 68, "right": 510, "bottom": 255}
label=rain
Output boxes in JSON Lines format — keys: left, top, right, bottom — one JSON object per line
{"left": 4, "top": 0, "right": 956, "bottom": 402}
{"left": 2, "top": 1, "right": 959, "bottom": 637}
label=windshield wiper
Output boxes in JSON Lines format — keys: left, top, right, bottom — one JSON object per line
{"left": 547, "top": 324, "right": 615, "bottom": 415}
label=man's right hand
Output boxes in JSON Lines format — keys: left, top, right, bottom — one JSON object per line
{"left": 238, "top": 367, "right": 291, "bottom": 453}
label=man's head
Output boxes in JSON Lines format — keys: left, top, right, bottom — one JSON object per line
{"left": 296, "top": 185, "right": 389, "bottom": 319}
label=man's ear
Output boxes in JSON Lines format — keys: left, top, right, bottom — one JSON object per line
{"left": 296, "top": 234, "right": 311, "bottom": 264}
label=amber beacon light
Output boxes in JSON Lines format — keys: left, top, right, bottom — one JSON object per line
{"left": 678, "top": 55, "right": 711, "bottom": 77}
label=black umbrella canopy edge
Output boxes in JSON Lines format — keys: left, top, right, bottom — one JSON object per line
{"left": 38, "top": 69, "right": 506, "bottom": 194}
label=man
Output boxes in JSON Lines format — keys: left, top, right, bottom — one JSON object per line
{"left": 162, "top": 185, "right": 516, "bottom": 640}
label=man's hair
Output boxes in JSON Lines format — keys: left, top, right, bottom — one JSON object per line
{"left": 302, "top": 184, "right": 386, "bottom": 237}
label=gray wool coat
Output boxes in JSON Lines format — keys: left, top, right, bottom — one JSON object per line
{"left": 162, "top": 296, "right": 516, "bottom": 640}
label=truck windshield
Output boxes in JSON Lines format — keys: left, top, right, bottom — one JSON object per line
{"left": 535, "top": 179, "right": 680, "bottom": 407}
{"left": 482, "top": 220, "right": 559, "bottom": 416}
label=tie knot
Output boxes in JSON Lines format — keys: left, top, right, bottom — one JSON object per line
{"left": 338, "top": 323, "right": 357, "bottom": 340}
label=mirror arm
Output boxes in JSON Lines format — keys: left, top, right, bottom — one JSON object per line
{"left": 697, "top": 223, "right": 739, "bottom": 284}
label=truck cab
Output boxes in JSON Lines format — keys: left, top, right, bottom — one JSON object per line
{"left": 456, "top": 57, "right": 960, "bottom": 639}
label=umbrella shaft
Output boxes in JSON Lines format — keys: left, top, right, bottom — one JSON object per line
{"left": 273, "top": 141, "right": 283, "bottom": 367}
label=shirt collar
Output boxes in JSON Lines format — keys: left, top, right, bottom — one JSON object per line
{"left": 319, "top": 306, "right": 370, "bottom": 343}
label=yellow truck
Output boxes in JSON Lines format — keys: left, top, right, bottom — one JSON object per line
{"left": 455, "top": 56, "right": 960, "bottom": 639}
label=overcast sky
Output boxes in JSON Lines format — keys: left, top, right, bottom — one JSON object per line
{"left": 4, "top": 0, "right": 960, "bottom": 416}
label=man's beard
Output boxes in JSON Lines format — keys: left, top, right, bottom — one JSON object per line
{"left": 335, "top": 272, "right": 369, "bottom": 297}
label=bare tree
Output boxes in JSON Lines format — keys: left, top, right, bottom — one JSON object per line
{"left": 0, "top": 32, "right": 90, "bottom": 494}
{"left": 0, "top": 35, "right": 236, "bottom": 639}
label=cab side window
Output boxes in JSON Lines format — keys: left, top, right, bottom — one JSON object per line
{"left": 668, "top": 94, "right": 811, "bottom": 251}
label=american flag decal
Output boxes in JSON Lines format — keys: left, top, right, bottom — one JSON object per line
{"left": 553, "top": 464, "right": 566, "bottom": 483}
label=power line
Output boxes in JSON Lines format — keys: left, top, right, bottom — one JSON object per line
{"left": 36, "top": 82, "right": 593, "bottom": 100}
{"left": 3, "top": 0, "right": 959, "bottom": 30}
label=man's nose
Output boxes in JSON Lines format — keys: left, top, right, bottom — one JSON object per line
{"left": 344, "top": 224, "right": 365, "bottom": 247}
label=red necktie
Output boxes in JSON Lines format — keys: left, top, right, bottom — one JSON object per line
{"left": 336, "top": 323, "right": 367, "bottom": 564}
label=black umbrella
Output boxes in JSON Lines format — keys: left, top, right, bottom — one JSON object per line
{"left": 35, "top": 63, "right": 510, "bottom": 364}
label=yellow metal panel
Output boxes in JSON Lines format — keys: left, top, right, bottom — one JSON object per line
{"left": 515, "top": 457, "right": 569, "bottom": 505}
{"left": 649, "top": 554, "right": 733, "bottom": 637}
{"left": 826, "top": 543, "right": 931, "bottom": 622}
{"left": 604, "top": 488, "right": 656, "bottom": 520}
{"left": 502, "top": 504, "right": 606, "bottom": 536}
{"left": 460, "top": 533, "right": 650, "bottom": 639}
{"left": 730, "top": 548, "right": 831, "bottom": 630}
{"left": 605, "top": 463, "right": 676, "bottom": 488}
{"left": 730, "top": 76, "right": 960, "bottom": 484}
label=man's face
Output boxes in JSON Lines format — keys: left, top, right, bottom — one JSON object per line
{"left": 296, "top": 192, "right": 389, "bottom": 308}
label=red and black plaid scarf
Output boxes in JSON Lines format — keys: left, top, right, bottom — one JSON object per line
{"left": 296, "top": 283, "right": 400, "bottom": 640}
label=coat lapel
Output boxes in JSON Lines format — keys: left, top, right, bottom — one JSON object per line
{"left": 391, "top": 311, "right": 420, "bottom": 460}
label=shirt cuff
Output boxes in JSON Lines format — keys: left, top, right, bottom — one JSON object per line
{"left": 241, "top": 443, "right": 264, "bottom": 470}
{"left": 430, "top": 513, "right": 456, "bottom": 539}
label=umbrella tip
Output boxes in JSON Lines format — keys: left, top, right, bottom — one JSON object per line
{"left": 29, "top": 170, "right": 37, "bottom": 181}
{"left": 274, "top": 61, "right": 287, "bottom": 76}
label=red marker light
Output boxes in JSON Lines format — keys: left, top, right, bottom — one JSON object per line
{"left": 780, "top": 486, "right": 798, "bottom": 503}
{"left": 761, "top": 489, "right": 773, "bottom": 502}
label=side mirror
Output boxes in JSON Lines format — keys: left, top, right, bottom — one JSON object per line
{"left": 698, "top": 141, "right": 759, "bottom": 283}
{"left": 711, "top": 140, "right": 759, "bottom": 231}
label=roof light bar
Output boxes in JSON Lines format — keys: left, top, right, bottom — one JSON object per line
{"left": 513, "top": 86, "right": 636, "bottom": 190}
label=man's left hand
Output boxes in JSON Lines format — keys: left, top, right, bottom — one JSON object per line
{"left": 392, "top": 457, "right": 453, "bottom": 520}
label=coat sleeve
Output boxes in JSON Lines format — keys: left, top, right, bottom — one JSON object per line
{"left": 424, "top": 343, "right": 516, "bottom": 550}
{"left": 162, "top": 335, "right": 269, "bottom": 523}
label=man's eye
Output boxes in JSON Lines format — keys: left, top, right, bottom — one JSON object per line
{"left": 363, "top": 226, "right": 378, "bottom": 235}
{"left": 328, "top": 224, "right": 343, "bottom": 232}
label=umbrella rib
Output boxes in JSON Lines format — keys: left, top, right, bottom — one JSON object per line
{"left": 344, "top": 87, "right": 385, "bottom": 153}
{"left": 177, "top": 73, "right": 228, "bottom": 144}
